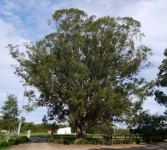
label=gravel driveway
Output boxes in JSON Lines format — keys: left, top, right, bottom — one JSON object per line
{"left": 9, "top": 142, "right": 167, "bottom": 150}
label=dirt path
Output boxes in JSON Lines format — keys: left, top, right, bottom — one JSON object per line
{"left": 9, "top": 142, "right": 167, "bottom": 150}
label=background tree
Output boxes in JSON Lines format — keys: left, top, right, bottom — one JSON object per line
{"left": 10, "top": 8, "right": 152, "bottom": 138}
{"left": 129, "top": 111, "right": 167, "bottom": 143}
{"left": 0, "top": 116, "right": 3, "bottom": 130}
{"left": 1, "top": 94, "right": 19, "bottom": 140}
{"left": 88, "top": 123, "right": 114, "bottom": 135}
{"left": 42, "top": 115, "right": 48, "bottom": 126}
{"left": 155, "top": 49, "right": 167, "bottom": 111}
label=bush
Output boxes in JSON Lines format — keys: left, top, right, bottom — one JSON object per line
{"left": 48, "top": 138, "right": 54, "bottom": 143}
{"left": 53, "top": 138, "right": 73, "bottom": 145}
{"left": 135, "top": 138, "right": 141, "bottom": 144}
{"left": 122, "top": 139, "right": 131, "bottom": 144}
{"left": 0, "top": 141, "right": 9, "bottom": 147}
{"left": 50, "top": 134, "right": 146, "bottom": 145}
{"left": 52, "top": 135, "right": 112, "bottom": 145}
{"left": 0, "top": 136, "right": 29, "bottom": 148}
{"left": 8, "top": 138, "right": 17, "bottom": 145}
{"left": 63, "top": 139, "right": 71, "bottom": 145}
{"left": 144, "top": 138, "right": 151, "bottom": 143}
{"left": 0, "top": 134, "right": 5, "bottom": 141}
{"left": 112, "top": 139, "right": 119, "bottom": 144}
{"left": 143, "top": 137, "right": 164, "bottom": 143}
{"left": 97, "top": 138, "right": 106, "bottom": 145}
{"left": 74, "top": 138, "right": 86, "bottom": 144}
{"left": 85, "top": 138, "right": 97, "bottom": 144}
{"left": 16, "top": 136, "right": 30, "bottom": 144}
{"left": 53, "top": 138, "right": 64, "bottom": 144}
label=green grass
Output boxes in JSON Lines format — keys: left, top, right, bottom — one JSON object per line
{"left": 0, "top": 145, "right": 15, "bottom": 150}
{"left": 0, "top": 146, "right": 11, "bottom": 150}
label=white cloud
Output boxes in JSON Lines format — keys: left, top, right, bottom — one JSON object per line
{"left": 143, "top": 97, "right": 166, "bottom": 114}
{"left": 0, "top": 18, "right": 45, "bottom": 123}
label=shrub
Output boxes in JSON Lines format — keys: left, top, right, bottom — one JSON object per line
{"left": 112, "top": 139, "right": 120, "bottom": 144}
{"left": 0, "top": 136, "right": 29, "bottom": 148}
{"left": 8, "top": 138, "right": 17, "bottom": 145}
{"left": 63, "top": 139, "right": 71, "bottom": 145}
{"left": 53, "top": 138, "right": 73, "bottom": 145}
{"left": 134, "top": 138, "right": 140, "bottom": 144}
{"left": 0, "top": 134, "right": 5, "bottom": 141}
{"left": 0, "top": 141, "right": 9, "bottom": 147}
{"left": 57, "top": 138, "right": 64, "bottom": 144}
{"left": 54, "top": 138, "right": 64, "bottom": 144}
{"left": 48, "top": 138, "right": 54, "bottom": 143}
{"left": 112, "top": 139, "right": 118, "bottom": 144}
{"left": 85, "top": 138, "right": 97, "bottom": 144}
{"left": 144, "top": 138, "right": 151, "bottom": 143}
{"left": 74, "top": 138, "right": 86, "bottom": 144}
{"left": 122, "top": 139, "right": 131, "bottom": 144}
{"left": 97, "top": 138, "right": 106, "bottom": 145}
{"left": 16, "top": 136, "right": 30, "bottom": 144}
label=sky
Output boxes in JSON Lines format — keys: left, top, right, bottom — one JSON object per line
{"left": 0, "top": 0, "right": 167, "bottom": 123}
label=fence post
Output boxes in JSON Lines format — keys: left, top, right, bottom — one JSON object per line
{"left": 27, "top": 130, "right": 31, "bottom": 138}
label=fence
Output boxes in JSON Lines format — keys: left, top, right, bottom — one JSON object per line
{"left": 53, "top": 134, "right": 142, "bottom": 144}
{"left": 25, "top": 132, "right": 143, "bottom": 144}
{"left": 112, "top": 134, "right": 142, "bottom": 144}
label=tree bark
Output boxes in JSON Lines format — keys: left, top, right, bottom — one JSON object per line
{"left": 76, "top": 124, "right": 86, "bottom": 139}
{"left": 17, "top": 122, "right": 22, "bottom": 135}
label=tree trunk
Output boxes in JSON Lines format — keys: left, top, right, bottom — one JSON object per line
{"left": 17, "top": 122, "right": 22, "bottom": 135}
{"left": 76, "top": 125, "right": 86, "bottom": 139}
{"left": 6, "top": 130, "right": 10, "bottom": 142}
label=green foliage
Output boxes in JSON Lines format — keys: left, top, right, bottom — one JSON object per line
{"left": 88, "top": 123, "right": 114, "bottom": 135}
{"left": 114, "top": 128, "right": 130, "bottom": 135}
{"left": 1, "top": 95, "right": 19, "bottom": 132}
{"left": 0, "top": 141, "right": 9, "bottom": 148}
{"left": 130, "top": 111, "right": 167, "bottom": 143}
{"left": 8, "top": 138, "right": 17, "bottom": 145}
{"left": 51, "top": 134, "right": 143, "bottom": 145}
{"left": 52, "top": 136, "right": 105, "bottom": 145}
{"left": 112, "top": 136, "right": 141, "bottom": 144}
{"left": 0, "top": 136, "right": 29, "bottom": 149}
{"left": 155, "top": 49, "right": 167, "bottom": 108}
{"left": 15, "top": 136, "right": 30, "bottom": 144}
{"left": 10, "top": 8, "right": 152, "bottom": 137}
{"left": 0, "top": 119, "right": 3, "bottom": 130}
{"left": 0, "top": 134, "right": 5, "bottom": 142}
{"left": 21, "top": 122, "right": 48, "bottom": 133}
{"left": 74, "top": 138, "right": 87, "bottom": 144}
{"left": 20, "top": 122, "right": 66, "bottom": 134}
{"left": 135, "top": 138, "right": 141, "bottom": 144}
{"left": 89, "top": 125, "right": 130, "bottom": 135}
{"left": 52, "top": 134, "right": 112, "bottom": 145}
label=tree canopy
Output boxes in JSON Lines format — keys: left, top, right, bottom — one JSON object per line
{"left": 129, "top": 111, "right": 167, "bottom": 143}
{"left": 1, "top": 94, "right": 19, "bottom": 132}
{"left": 155, "top": 49, "right": 167, "bottom": 110}
{"left": 10, "top": 8, "right": 152, "bottom": 137}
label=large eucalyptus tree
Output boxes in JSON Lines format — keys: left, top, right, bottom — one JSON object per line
{"left": 10, "top": 8, "right": 152, "bottom": 138}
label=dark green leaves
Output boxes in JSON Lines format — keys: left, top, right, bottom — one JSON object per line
{"left": 155, "top": 49, "right": 167, "bottom": 107}
{"left": 1, "top": 95, "right": 19, "bottom": 131}
{"left": 10, "top": 8, "right": 151, "bottom": 136}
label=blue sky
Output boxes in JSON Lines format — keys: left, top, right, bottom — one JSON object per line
{"left": 0, "top": 0, "right": 167, "bottom": 123}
